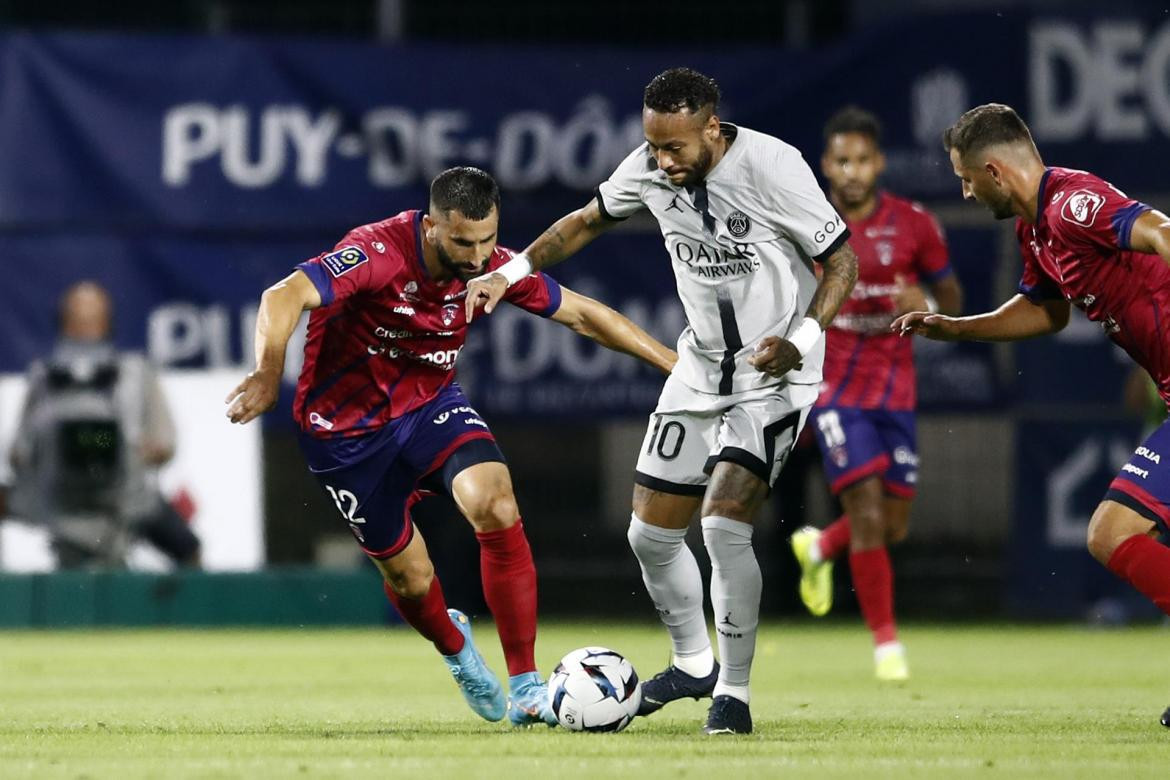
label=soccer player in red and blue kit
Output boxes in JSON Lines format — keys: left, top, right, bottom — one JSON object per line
{"left": 894, "top": 104, "right": 1170, "bottom": 726}
{"left": 790, "top": 107, "right": 963, "bottom": 681}
{"left": 226, "top": 167, "right": 677, "bottom": 726}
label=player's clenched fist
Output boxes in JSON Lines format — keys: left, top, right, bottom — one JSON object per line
{"left": 890, "top": 311, "right": 961, "bottom": 340}
{"left": 465, "top": 272, "right": 508, "bottom": 322}
{"left": 747, "top": 336, "right": 803, "bottom": 378}
{"left": 225, "top": 368, "right": 280, "bottom": 424}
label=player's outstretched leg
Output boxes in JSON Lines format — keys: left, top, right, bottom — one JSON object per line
{"left": 442, "top": 608, "right": 508, "bottom": 722}
{"left": 475, "top": 518, "right": 555, "bottom": 726}
{"left": 628, "top": 508, "right": 719, "bottom": 716}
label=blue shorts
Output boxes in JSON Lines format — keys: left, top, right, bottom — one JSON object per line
{"left": 810, "top": 406, "right": 918, "bottom": 497}
{"left": 297, "top": 383, "right": 504, "bottom": 559}
{"left": 1105, "top": 417, "right": 1170, "bottom": 536}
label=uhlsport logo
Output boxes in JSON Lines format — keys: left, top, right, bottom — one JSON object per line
{"left": 322, "top": 245, "right": 369, "bottom": 278}
{"left": 1061, "top": 190, "right": 1105, "bottom": 227}
{"left": 726, "top": 210, "right": 751, "bottom": 238}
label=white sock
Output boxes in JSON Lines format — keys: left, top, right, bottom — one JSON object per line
{"left": 701, "top": 515, "right": 761, "bottom": 696}
{"left": 807, "top": 538, "right": 824, "bottom": 565}
{"left": 875, "top": 641, "right": 905, "bottom": 661}
{"left": 673, "top": 646, "right": 715, "bottom": 678}
{"left": 713, "top": 681, "right": 751, "bottom": 704}
{"left": 627, "top": 514, "right": 711, "bottom": 660}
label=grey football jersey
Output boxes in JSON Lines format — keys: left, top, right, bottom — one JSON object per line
{"left": 597, "top": 124, "right": 848, "bottom": 395}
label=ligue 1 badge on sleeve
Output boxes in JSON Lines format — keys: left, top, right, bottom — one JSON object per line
{"left": 726, "top": 210, "right": 751, "bottom": 238}
{"left": 323, "top": 245, "right": 369, "bottom": 278}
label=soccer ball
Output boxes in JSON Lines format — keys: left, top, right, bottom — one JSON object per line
{"left": 547, "top": 646, "right": 641, "bottom": 732}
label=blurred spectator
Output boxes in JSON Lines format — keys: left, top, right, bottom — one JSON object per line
{"left": 7, "top": 281, "right": 200, "bottom": 568}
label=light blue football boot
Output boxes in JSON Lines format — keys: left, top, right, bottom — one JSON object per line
{"left": 442, "top": 609, "right": 506, "bottom": 722}
{"left": 507, "top": 671, "right": 557, "bottom": 727}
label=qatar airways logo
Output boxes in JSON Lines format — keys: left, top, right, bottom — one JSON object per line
{"left": 669, "top": 240, "right": 760, "bottom": 279}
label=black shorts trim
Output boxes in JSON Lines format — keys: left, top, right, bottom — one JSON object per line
{"left": 594, "top": 186, "right": 629, "bottom": 222}
{"left": 703, "top": 447, "right": 771, "bottom": 486}
{"left": 422, "top": 437, "right": 507, "bottom": 496}
{"left": 634, "top": 471, "right": 707, "bottom": 497}
{"left": 1104, "top": 488, "right": 1170, "bottom": 537}
{"left": 812, "top": 227, "right": 852, "bottom": 263}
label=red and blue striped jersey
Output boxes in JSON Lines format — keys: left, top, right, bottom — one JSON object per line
{"left": 817, "top": 192, "right": 952, "bottom": 411}
{"left": 293, "top": 210, "right": 561, "bottom": 437}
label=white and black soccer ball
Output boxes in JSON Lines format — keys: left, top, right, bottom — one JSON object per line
{"left": 547, "top": 646, "right": 641, "bottom": 732}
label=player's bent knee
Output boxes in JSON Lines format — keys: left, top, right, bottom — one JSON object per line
{"left": 849, "top": 507, "right": 886, "bottom": 547}
{"left": 383, "top": 560, "right": 434, "bottom": 600}
{"left": 466, "top": 492, "right": 519, "bottom": 532}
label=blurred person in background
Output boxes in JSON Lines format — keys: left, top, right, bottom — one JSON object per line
{"left": 894, "top": 102, "right": 1170, "bottom": 727}
{"left": 790, "top": 107, "right": 963, "bottom": 681}
{"left": 8, "top": 281, "right": 200, "bottom": 568}
{"left": 226, "top": 166, "right": 676, "bottom": 728}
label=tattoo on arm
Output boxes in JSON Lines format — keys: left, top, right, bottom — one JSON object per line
{"left": 524, "top": 200, "right": 610, "bottom": 272}
{"left": 807, "top": 243, "right": 858, "bottom": 329}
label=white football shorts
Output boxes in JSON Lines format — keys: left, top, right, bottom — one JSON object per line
{"left": 634, "top": 373, "right": 816, "bottom": 496}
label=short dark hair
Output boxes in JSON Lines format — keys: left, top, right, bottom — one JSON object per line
{"left": 429, "top": 166, "right": 500, "bottom": 220}
{"left": 643, "top": 67, "right": 721, "bottom": 115}
{"left": 942, "top": 103, "right": 1033, "bottom": 160}
{"left": 823, "top": 106, "right": 882, "bottom": 145}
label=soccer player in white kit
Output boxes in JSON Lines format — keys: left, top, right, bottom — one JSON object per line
{"left": 466, "top": 68, "right": 858, "bottom": 734}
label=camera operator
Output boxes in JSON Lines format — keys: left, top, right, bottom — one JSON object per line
{"left": 8, "top": 281, "right": 200, "bottom": 568}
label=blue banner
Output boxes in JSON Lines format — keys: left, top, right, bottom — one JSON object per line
{"left": 3, "top": 14, "right": 1167, "bottom": 417}
{"left": 3, "top": 14, "right": 1170, "bottom": 233}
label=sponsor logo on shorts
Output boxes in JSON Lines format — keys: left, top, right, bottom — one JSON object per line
{"left": 1061, "top": 189, "right": 1105, "bottom": 227}
{"left": 1122, "top": 463, "right": 1150, "bottom": 479}
{"left": 465, "top": 418, "right": 488, "bottom": 428}
{"left": 321, "top": 245, "right": 368, "bottom": 278}
{"left": 1137, "top": 446, "right": 1161, "bottom": 464}
{"left": 433, "top": 406, "right": 478, "bottom": 425}
{"left": 830, "top": 446, "right": 848, "bottom": 468}
{"left": 893, "top": 447, "right": 919, "bottom": 467}
{"left": 393, "top": 305, "right": 415, "bottom": 316}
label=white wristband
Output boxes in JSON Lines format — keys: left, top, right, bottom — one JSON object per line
{"left": 495, "top": 252, "right": 533, "bottom": 286}
{"left": 787, "top": 317, "right": 823, "bottom": 358}
{"left": 924, "top": 294, "right": 939, "bottom": 314}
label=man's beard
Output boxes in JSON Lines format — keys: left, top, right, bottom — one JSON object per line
{"left": 436, "top": 244, "right": 483, "bottom": 281}
{"left": 677, "top": 143, "right": 714, "bottom": 188}
{"left": 987, "top": 190, "right": 1015, "bottom": 220}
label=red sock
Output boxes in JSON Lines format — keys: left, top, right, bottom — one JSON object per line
{"left": 477, "top": 520, "right": 538, "bottom": 677}
{"left": 849, "top": 547, "right": 897, "bottom": 645}
{"left": 818, "top": 515, "right": 851, "bottom": 561}
{"left": 383, "top": 577, "right": 465, "bottom": 656}
{"left": 1106, "top": 534, "right": 1170, "bottom": 616}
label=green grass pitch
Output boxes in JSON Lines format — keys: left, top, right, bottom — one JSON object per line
{"left": 2, "top": 621, "right": 1169, "bottom": 778}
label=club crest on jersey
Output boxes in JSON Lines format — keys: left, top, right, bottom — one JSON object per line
{"left": 726, "top": 210, "right": 751, "bottom": 238}
{"left": 322, "top": 245, "right": 368, "bottom": 278}
{"left": 1061, "top": 190, "right": 1105, "bottom": 227}
{"left": 441, "top": 304, "right": 459, "bottom": 326}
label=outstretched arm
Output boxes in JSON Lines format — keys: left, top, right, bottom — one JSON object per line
{"left": 549, "top": 287, "right": 677, "bottom": 375}
{"left": 892, "top": 293, "right": 1070, "bottom": 341}
{"left": 748, "top": 242, "right": 860, "bottom": 378}
{"left": 226, "top": 270, "right": 321, "bottom": 424}
{"left": 1129, "top": 208, "right": 1170, "bottom": 263}
{"left": 465, "top": 199, "right": 618, "bottom": 321}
